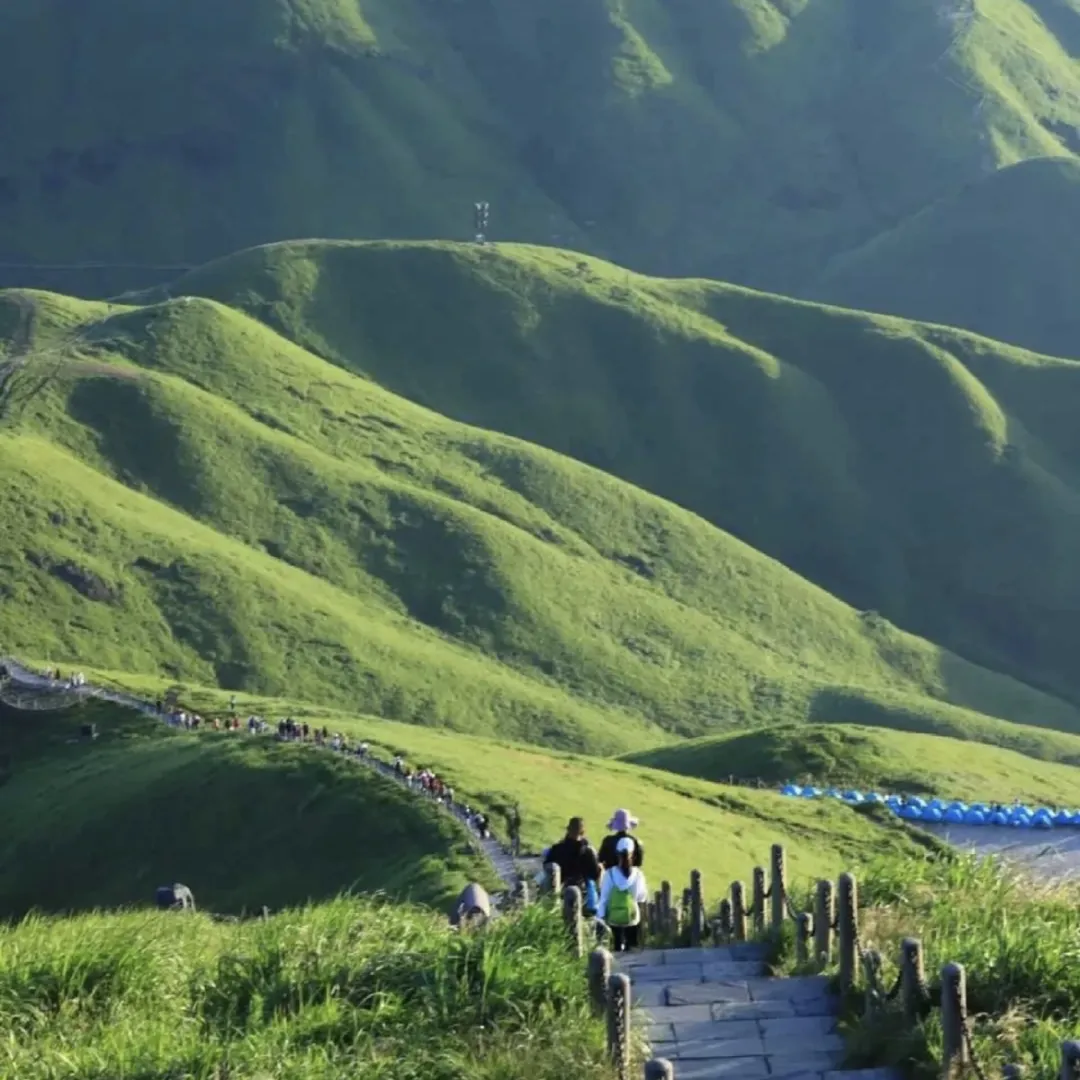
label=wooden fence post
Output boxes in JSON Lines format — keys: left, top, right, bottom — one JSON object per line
{"left": 563, "top": 885, "right": 583, "bottom": 958}
{"left": 545, "top": 862, "right": 561, "bottom": 895}
{"left": 941, "top": 962, "right": 968, "bottom": 1073}
{"left": 717, "top": 900, "right": 733, "bottom": 944}
{"left": 731, "top": 880, "right": 747, "bottom": 941}
{"left": 690, "top": 869, "right": 703, "bottom": 946}
{"left": 900, "top": 937, "right": 925, "bottom": 1023}
{"left": 606, "top": 972, "right": 632, "bottom": 1080}
{"left": 770, "top": 844, "right": 786, "bottom": 934}
{"left": 837, "top": 872, "right": 858, "bottom": 992}
{"left": 796, "top": 912, "right": 812, "bottom": 964}
{"left": 814, "top": 880, "right": 833, "bottom": 967}
{"left": 645, "top": 1060, "right": 675, "bottom": 1080}
{"left": 752, "top": 866, "right": 766, "bottom": 936}
{"left": 588, "top": 947, "right": 612, "bottom": 1017}
{"left": 669, "top": 901, "right": 682, "bottom": 941}
{"left": 1061, "top": 1041, "right": 1080, "bottom": 1080}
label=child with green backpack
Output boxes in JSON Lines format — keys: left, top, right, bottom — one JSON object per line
{"left": 596, "top": 837, "right": 649, "bottom": 952}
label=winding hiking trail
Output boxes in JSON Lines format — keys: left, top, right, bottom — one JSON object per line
{"left": 620, "top": 945, "right": 898, "bottom": 1080}
{"left": 4, "top": 659, "right": 1073, "bottom": 1078}
{"left": 0, "top": 658, "right": 524, "bottom": 898}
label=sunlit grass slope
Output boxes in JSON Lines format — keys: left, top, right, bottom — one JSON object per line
{"left": 624, "top": 721, "right": 1080, "bottom": 806}
{"left": 4, "top": 274, "right": 1079, "bottom": 753}
{"left": 5, "top": 0, "right": 1080, "bottom": 295}
{"left": 17, "top": 684, "right": 942, "bottom": 893}
{"left": 811, "top": 157, "right": 1080, "bottom": 358}
{"left": 0, "top": 700, "right": 494, "bottom": 918}
{"left": 0, "top": 898, "right": 608, "bottom": 1080}
{"left": 831, "top": 855, "right": 1080, "bottom": 1079}
{"left": 174, "top": 238, "right": 1080, "bottom": 711}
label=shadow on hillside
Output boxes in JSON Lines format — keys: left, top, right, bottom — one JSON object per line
{"left": 0, "top": 706, "right": 482, "bottom": 919}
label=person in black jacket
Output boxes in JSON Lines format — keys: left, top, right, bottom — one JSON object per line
{"left": 546, "top": 817, "right": 601, "bottom": 896}
{"left": 598, "top": 808, "right": 644, "bottom": 870}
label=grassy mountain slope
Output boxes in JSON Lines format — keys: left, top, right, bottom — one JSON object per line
{"left": 174, "top": 238, "right": 1080, "bottom": 710}
{"left": 0, "top": 699, "right": 493, "bottom": 917}
{"left": 809, "top": 157, "right": 1080, "bottom": 358}
{"left": 4, "top": 274, "right": 1079, "bottom": 755}
{"left": 4, "top": 689, "right": 936, "bottom": 898}
{"left": 625, "top": 722, "right": 1080, "bottom": 805}
{"left": 6, "top": 0, "right": 1080, "bottom": 295}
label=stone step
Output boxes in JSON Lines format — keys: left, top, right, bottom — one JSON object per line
{"left": 615, "top": 944, "right": 900, "bottom": 1080}
{"left": 657, "top": 1064, "right": 900, "bottom": 1080}
{"left": 619, "top": 945, "right": 768, "bottom": 968}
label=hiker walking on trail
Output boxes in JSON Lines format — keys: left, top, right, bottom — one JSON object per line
{"left": 598, "top": 809, "right": 644, "bottom": 870}
{"left": 597, "top": 838, "right": 648, "bottom": 952}
{"left": 546, "top": 817, "right": 601, "bottom": 911}
{"left": 506, "top": 802, "right": 522, "bottom": 857}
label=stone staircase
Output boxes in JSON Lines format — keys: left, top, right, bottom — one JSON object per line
{"left": 616, "top": 943, "right": 901, "bottom": 1080}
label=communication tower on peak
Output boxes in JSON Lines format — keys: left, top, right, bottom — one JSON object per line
{"left": 474, "top": 201, "right": 490, "bottom": 244}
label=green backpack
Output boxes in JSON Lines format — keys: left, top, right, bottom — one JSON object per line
{"left": 606, "top": 876, "right": 638, "bottom": 927}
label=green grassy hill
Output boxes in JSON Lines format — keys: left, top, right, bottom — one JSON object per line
{"left": 6, "top": 0, "right": 1080, "bottom": 296}
{"left": 170, "top": 238, "right": 1080, "bottom": 711}
{"left": 7, "top": 262, "right": 1078, "bottom": 756}
{"left": 809, "top": 157, "right": 1080, "bottom": 358}
{"left": 2, "top": 687, "right": 938, "bottom": 899}
{"left": 624, "top": 721, "right": 1080, "bottom": 806}
{"left": 0, "top": 699, "right": 493, "bottom": 917}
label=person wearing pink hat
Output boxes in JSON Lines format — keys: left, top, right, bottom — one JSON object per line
{"left": 598, "top": 808, "right": 644, "bottom": 871}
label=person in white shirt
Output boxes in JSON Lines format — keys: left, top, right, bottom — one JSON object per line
{"left": 596, "top": 837, "right": 649, "bottom": 952}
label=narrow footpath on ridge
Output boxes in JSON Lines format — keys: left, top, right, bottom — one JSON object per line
{"left": 618, "top": 944, "right": 900, "bottom": 1080}
{"left": 0, "top": 658, "right": 524, "bottom": 897}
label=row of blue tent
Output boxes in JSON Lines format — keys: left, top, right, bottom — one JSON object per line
{"left": 779, "top": 784, "right": 1079, "bottom": 828}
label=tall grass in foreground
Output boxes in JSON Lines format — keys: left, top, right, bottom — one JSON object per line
{"left": 0, "top": 896, "right": 610, "bottom": 1079}
{"left": 803, "top": 853, "right": 1080, "bottom": 1080}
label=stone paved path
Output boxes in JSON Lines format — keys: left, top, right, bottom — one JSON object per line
{"left": 616, "top": 944, "right": 901, "bottom": 1080}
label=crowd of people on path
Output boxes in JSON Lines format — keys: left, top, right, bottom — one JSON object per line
{"left": 14, "top": 662, "right": 647, "bottom": 940}
{"left": 543, "top": 808, "right": 648, "bottom": 953}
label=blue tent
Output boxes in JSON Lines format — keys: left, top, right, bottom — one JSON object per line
{"left": 990, "top": 811, "right": 1009, "bottom": 826}
{"left": 946, "top": 801, "right": 968, "bottom": 814}
{"left": 907, "top": 796, "right": 927, "bottom": 810}
{"left": 921, "top": 807, "right": 944, "bottom": 822}
{"left": 944, "top": 807, "right": 964, "bottom": 823}
{"left": 900, "top": 804, "right": 922, "bottom": 820}
{"left": 971, "top": 803, "right": 989, "bottom": 815}
{"left": 843, "top": 790, "right": 863, "bottom": 803}
{"left": 1032, "top": 812, "right": 1054, "bottom": 830}
{"left": 803, "top": 787, "right": 822, "bottom": 798}
{"left": 865, "top": 792, "right": 884, "bottom": 804}
{"left": 827, "top": 787, "right": 843, "bottom": 799}
{"left": 964, "top": 809, "right": 986, "bottom": 825}
{"left": 1053, "top": 810, "right": 1073, "bottom": 826}
{"left": 781, "top": 784, "right": 801, "bottom": 797}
